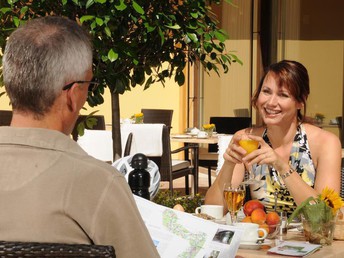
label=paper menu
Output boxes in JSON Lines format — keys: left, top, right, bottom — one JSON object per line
{"left": 134, "top": 195, "right": 244, "bottom": 258}
{"left": 267, "top": 241, "right": 321, "bottom": 257}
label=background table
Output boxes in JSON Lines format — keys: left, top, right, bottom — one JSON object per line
{"left": 171, "top": 135, "right": 219, "bottom": 194}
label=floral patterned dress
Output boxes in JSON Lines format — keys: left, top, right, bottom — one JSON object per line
{"left": 250, "top": 124, "right": 316, "bottom": 217}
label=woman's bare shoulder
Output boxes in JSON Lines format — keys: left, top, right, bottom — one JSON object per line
{"left": 303, "top": 123, "right": 341, "bottom": 152}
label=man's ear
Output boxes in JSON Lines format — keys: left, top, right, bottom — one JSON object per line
{"left": 66, "top": 85, "right": 79, "bottom": 113}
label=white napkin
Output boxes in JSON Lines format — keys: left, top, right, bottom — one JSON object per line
{"left": 77, "top": 129, "right": 113, "bottom": 162}
{"left": 121, "top": 123, "right": 164, "bottom": 157}
{"left": 216, "top": 134, "right": 233, "bottom": 174}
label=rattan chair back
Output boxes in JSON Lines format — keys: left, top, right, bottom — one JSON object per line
{"left": 0, "top": 241, "right": 115, "bottom": 257}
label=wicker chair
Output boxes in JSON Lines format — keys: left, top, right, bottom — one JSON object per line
{"left": 149, "top": 125, "right": 198, "bottom": 194}
{"left": 141, "top": 109, "right": 173, "bottom": 132}
{"left": 0, "top": 241, "right": 115, "bottom": 257}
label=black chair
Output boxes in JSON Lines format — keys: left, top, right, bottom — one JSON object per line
{"left": 0, "top": 241, "right": 115, "bottom": 257}
{"left": 0, "top": 110, "right": 12, "bottom": 126}
{"left": 149, "top": 125, "right": 198, "bottom": 194}
{"left": 198, "top": 117, "right": 252, "bottom": 186}
{"left": 141, "top": 109, "right": 173, "bottom": 131}
{"left": 71, "top": 115, "right": 106, "bottom": 141}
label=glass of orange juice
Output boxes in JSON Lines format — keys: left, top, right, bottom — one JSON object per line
{"left": 239, "top": 133, "right": 260, "bottom": 184}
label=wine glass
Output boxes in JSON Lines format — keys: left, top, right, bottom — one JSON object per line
{"left": 239, "top": 133, "right": 260, "bottom": 184}
{"left": 223, "top": 183, "right": 246, "bottom": 224}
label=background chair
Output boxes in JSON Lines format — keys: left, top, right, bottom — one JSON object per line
{"left": 0, "top": 241, "right": 115, "bottom": 257}
{"left": 72, "top": 115, "right": 106, "bottom": 141}
{"left": 199, "top": 116, "right": 252, "bottom": 186}
{"left": 337, "top": 116, "right": 343, "bottom": 147}
{"left": 148, "top": 125, "right": 198, "bottom": 194}
{"left": 141, "top": 108, "right": 173, "bottom": 131}
{"left": 0, "top": 110, "right": 12, "bottom": 126}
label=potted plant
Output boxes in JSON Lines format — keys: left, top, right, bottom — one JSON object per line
{"left": 288, "top": 187, "right": 344, "bottom": 245}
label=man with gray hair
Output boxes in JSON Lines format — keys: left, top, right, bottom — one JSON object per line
{"left": 1, "top": 16, "right": 159, "bottom": 258}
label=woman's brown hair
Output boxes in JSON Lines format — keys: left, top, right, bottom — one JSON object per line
{"left": 251, "top": 60, "right": 310, "bottom": 122}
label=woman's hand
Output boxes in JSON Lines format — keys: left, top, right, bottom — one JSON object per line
{"left": 223, "top": 133, "right": 247, "bottom": 164}
{"left": 241, "top": 134, "right": 288, "bottom": 172}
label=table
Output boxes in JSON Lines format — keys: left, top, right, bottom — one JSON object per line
{"left": 236, "top": 230, "right": 344, "bottom": 258}
{"left": 171, "top": 134, "right": 220, "bottom": 194}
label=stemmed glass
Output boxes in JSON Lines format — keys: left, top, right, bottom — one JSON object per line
{"left": 239, "top": 133, "right": 260, "bottom": 184}
{"left": 223, "top": 183, "right": 246, "bottom": 224}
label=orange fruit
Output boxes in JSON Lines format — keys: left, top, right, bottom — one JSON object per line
{"left": 241, "top": 216, "right": 252, "bottom": 223}
{"left": 243, "top": 200, "right": 265, "bottom": 216}
{"left": 266, "top": 211, "right": 280, "bottom": 225}
{"left": 251, "top": 208, "right": 267, "bottom": 224}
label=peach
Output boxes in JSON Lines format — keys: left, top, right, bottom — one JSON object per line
{"left": 241, "top": 216, "right": 252, "bottom": 223}
{"left": 266, "top": 211, "right": 280, "bottom": 225}
{"left": 243, "top": 200, "right": 265, "bottom": 216}
{"left": 251, "top": 208, "right": 267, "bottom": 224}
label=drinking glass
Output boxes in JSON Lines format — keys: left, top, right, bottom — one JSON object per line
{"left": 223, "top": 183, "right": 246, "bottom": 224}
{"left": 239, "top": 133, "right": 260, "bottom": 184}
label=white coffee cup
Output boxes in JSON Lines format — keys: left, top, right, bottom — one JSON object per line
{"left": 195, "top": 205, "right": 224, "bottom": 220}
{"left": 197, "top": 131, "right": 208, "bottom": 138}
{"left": 233, "top": 222, "right": 268, "bottom": 243}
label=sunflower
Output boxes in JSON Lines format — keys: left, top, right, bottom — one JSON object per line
{"left": 320, "top": 187, "right": 344, "bottom": 215}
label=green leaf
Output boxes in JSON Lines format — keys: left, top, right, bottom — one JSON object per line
{"left": 95, "top": 0, "right": 106, "bottom": 3}
{"left": 86, "top": 0, "right": 94, "bottom": 9}
{"left": 104, "top": 26, "right": 111, "bottom": 37}
{"left": 132, "top": 0, "right": 144, "bottom": 15}
{"left": 175, "top": 71, "right": 185, "bottom": 86}
{"left": 0, "top": 8, "right": 12, "bottom": 14}
{"left": 158, "top": 27, "right": 165, "bottom": 45}
{"left": 165, "top": 24, "right": 181, "bottom": 30}
{"left": 144, "top": 76, "right": 153, "bottom": 90}
{"left": 20, "top": 6, "right": 28, "bottom": 15}
{"left": 190, "top": 12, "right": 198, "bottom": 18}
{"left": 115, "top": 0, "right": 127, "bottom": 11}
{"left": 95, "top": 17, "right": 104, "bottom": 26}
{"left": 108, "top": 49, "right": 118, "bottom": 62}
{"left": 79, "top": 15, "right": 95, "bottom": 23}
{"left": 214, "top": 29, "right": 229, "bottom": 42}
{"left": 13, "top": 16, "right": 19, "bottom": 27}
{"left": 186, "top": 33, "right": 198, "bottom": 43}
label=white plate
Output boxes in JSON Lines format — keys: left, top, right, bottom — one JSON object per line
{"left": 172, "top": 134, "right": 191, "bottom": 139}
{"left": 186, "top": 132, "right": 198, "bottom": 136}
{"left": 239, "top": 242, "right": 262, "bottom": 250}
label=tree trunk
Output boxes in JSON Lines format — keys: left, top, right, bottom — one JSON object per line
{"left": 111, "top": 92, "right": 122, "bottom": 161}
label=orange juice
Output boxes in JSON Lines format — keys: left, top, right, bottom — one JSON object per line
{"left": 239, "top": 139, "right": 259, "bottom": 154}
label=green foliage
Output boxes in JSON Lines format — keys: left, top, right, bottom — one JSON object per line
{"left": 152, "top": 189, "right": 204, "bottom": 213}
{"left": 0, "top": 0, "right": 241, "bottom": 108}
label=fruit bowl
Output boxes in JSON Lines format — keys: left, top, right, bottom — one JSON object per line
{"left": 266, "top": 222, "right": 281, "bottom": 239}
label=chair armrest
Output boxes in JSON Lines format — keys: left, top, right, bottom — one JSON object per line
{"left": 171, "top": 144, "right": 199, "bottom": 154}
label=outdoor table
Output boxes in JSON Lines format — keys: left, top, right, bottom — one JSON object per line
{"left": 235, "top": 230, "right": 344, "bottom": 258}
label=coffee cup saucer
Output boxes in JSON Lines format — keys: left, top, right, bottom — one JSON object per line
{"left": 239, "top": 241, "right": 262, "bottom": 250}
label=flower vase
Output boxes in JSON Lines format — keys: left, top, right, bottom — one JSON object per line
{"left": 301, "top": 213, "right": 337, "bottom": 246}
{"left": 204, "top": 128, "right": 214, "bottom": 137}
